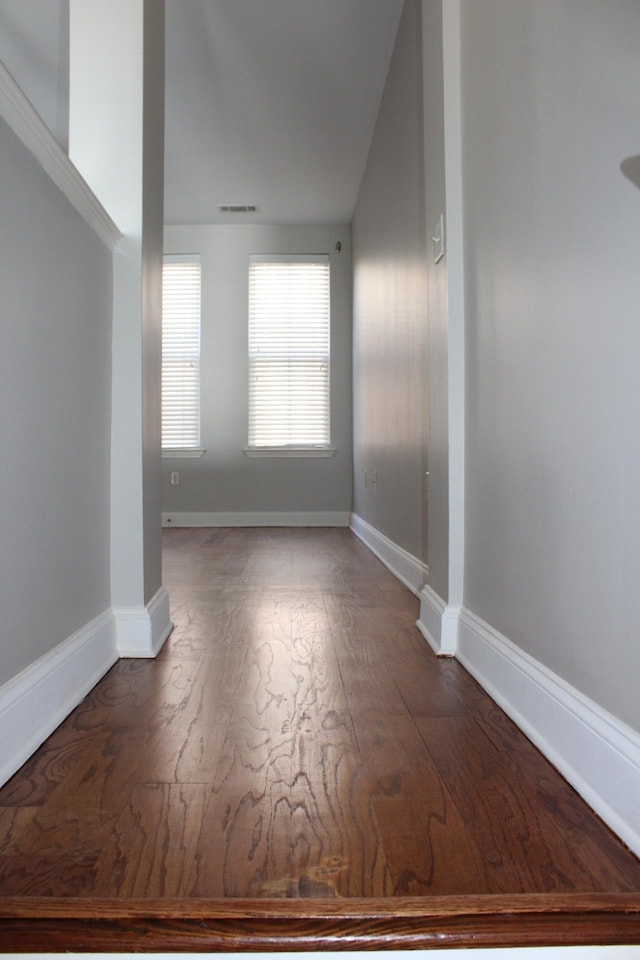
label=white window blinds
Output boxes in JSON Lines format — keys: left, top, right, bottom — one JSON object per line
{"left": 248, "top": 255, "right": 330, "bottom": 448}
{"left": 162, "top": 255, "right": 201, "bottom": 449}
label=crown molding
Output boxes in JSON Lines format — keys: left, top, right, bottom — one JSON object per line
{"left": 0, "top": 60, "right": 122, "bottom": 250}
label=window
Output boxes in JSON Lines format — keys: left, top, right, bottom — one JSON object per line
{"left": 161, "top": 255, "right": 201, "bottom": 451}
{"left": 248, "top": 255, "right": 330, "bottom": 450}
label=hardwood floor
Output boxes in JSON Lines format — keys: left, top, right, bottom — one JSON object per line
{"left": 1, "top": 527, "right": 640, "bottom": 948}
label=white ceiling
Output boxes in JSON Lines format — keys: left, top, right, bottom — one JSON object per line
{"left": 164, "top": 0, "right": 404, "bottom": 225}
{"left": 0, "top": 0, "right": 404, "bottom": 226}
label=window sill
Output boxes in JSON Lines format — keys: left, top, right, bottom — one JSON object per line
{"left": 162, "top": 448, "right": 206, "bottom": 459}
{"left": 244, "top": 446, "right": 336, "bottom": 459}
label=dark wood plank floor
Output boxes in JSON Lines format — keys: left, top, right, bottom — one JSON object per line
{"left": 1, "top": 527, "right": 639, "bottom": 902}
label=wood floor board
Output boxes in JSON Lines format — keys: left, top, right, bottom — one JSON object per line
{"left": 174, "top": 639, "right": 249, "bottom": 717}
{"left": 351, "top": 709, "right": 441, "bottom": 779}
{"left": 0, "top": 527, "right": 638, "bottom": 948}
{"left": 449, "top": 669, "right": 640, "bottom": 889}
{"left": 2, "top": 894, "right": 640, "bottom": 951}
{"left": 390, "top": 651, "right": 470, "bottom": 718}
{"left": 0, "top": 729, "right": 99, "bottom": 808}
{"left": 394, "top": 672, "right": 470, "bottom": 719}
{"left": 415, "top": 715, "right": 614, "bottom": 893}
{"left": 284, "top": 756, "right": 395, "bottom": 898}
{"left": 193, "top": 753, "right": 292, "bottom": 898}
{"left": 325, "top": 583, "right": 416, "bottom": 611}
{"left": 140, "top": 707, "right": 233, "bottom": 783}
{"left": 370, "top": 774, "right": 492, "bottom": 895}
{"left": 4, "top": 733, "right": 139, "bottom": 859}
{"left": 313, "top": 767, "right": 395, "bottom": 898}
{"left": 75, "top": 658, "right": 193, "bottom": 732}
{"left": 0, "top": 808, "right": 40, "bottom": 856}
{"left": 332, "top": 621, "right": 424, "bottom": 719}
{"left": 92, "top": 782, "right": 209, "bottom": 898}
{"left": 0, "top": 854, "right": 98, "bottom": 897}
{"left": 289, "top": 748, "right": 364, "bottom": 897}
{"left": 526, "top": 767, "right": 640, "bottom": 891}
{"left": 335, "top": 668, "right": 409, "bottom": 721}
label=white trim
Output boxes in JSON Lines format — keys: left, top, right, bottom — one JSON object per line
{"left": 164, "top": 253, "right": 201, "bottom": 264}
{"left": 0, "top": 60, "right": 122, "bottom": 251}
{"left": 416, "top": 584, "right": 459, "bottom": 656}
{"left": 114, "top": 587, "right": 173, "bottom": 658}
{"left": 249, "top": 253, "right": 330, "bottom": 264}
{"left": 162, "top": 511, "right": 350, "bottom": 528}
{"left": 0, "top": 610, "right": 117, "bottom": 788}
{"left": 244, "top": 447, "right": 336, "bottom": 458}
{"left": 349, "top": 514, "right": 428, "bottom": 598}
{"left": 162, "top": 449, "right": 206, "bottom": 459}
{"left": 457, "top": 606, "right": 640, "bottom": 859}
{"left": 442, "top": 0, "right": 466, "bottom": 609}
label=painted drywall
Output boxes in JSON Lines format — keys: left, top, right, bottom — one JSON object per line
{"left": 0, "top": 0, "right": 69, "bottom": 149}
{"left": 70, "top": 0, "right": 165, "bottom": 609}
{"left": 162, "top": 224, "right": 352, "bottom": 515}
{"left": 460, "top": 0, "right": 640, "bottom": 731}
{"left": 141, "top": 0, "right": 165, "bottom": 603}
{"left": 421, "top": 0, "right": 448, "bottom": 600}
{"left": 351, "top": 0, "right": 428, "bottom": 564}
{"left": 0, "top": 115, "right": 112, "bottom": 683}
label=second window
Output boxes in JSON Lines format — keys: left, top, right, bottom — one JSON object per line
{"left": 248, "top": 255, "right": 330, "bottom": 449}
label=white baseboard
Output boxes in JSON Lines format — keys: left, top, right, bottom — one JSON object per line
{"left": 162, "top": 511, "right": 351, "bottom": 528}
{"left": 349, "top": 514, "right": 428, "bottom": 597}
{"left": 416, "top": 584, "right": 459, "bottom": 656}
{"left": 0, "top": 610, "right": 117, "bottom": 788}
{"left": 457, "top": 606, "right": 640, "bottom": 859}
{"left": 114, "top": 586, "right": 173, "bottom": 658}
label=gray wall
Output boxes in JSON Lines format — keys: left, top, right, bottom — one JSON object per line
{"left": 70, "top": 0, "right": 166, "bottom": 612}
{"left": 461, "top": 0, "right": 640, "bottom": 731}
{"left": 0, "top": 116, "right": 112, "bottom": 683}
{"left": 141, "top": 0, "right": 165, "bottom": 601}
{"left": 0, "top": 0, "right": 69, "bottom": 149}
{"left": 421, "top": 0, "right": 448, "bottom": 599}
{"left": 162, "top": 223, "right": 352, "bottom": 515}
{"left": 351, "top": 0, "right": 428, "bottom": 562}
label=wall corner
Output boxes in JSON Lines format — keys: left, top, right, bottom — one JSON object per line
{"left": 417, "top": 584, "right": 459, "bottom": 656}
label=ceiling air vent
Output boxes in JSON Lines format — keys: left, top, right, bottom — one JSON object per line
{"left": 219, "top": 204, "right": 258, "bottom": 214}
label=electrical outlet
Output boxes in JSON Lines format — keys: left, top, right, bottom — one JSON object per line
{"left": 170, "top": 472, "right": 180, "bottom": 486}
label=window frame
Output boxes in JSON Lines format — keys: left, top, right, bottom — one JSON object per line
{"left": 246, "top": 253, "right": 333, "bottom": 458}
{"left": 161, "top": 254, "right": 205, "bottom": 459}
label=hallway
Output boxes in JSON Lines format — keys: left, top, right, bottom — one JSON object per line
{"left": 0, "top": 528, "right": 639, "bottom": 903}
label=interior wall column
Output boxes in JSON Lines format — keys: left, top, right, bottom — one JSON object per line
{"left": 442, "top": 0, "right": 465, "bottom": 631}
{"left": 417, "top": 0, "right": 465, "bottom": 655}
{"left": 68, "top": 0, "right": 170, "bottom": 656}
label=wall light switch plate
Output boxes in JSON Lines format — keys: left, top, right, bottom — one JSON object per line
{"left": 433, "top": 213, "right": 445, "bottom": 263}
